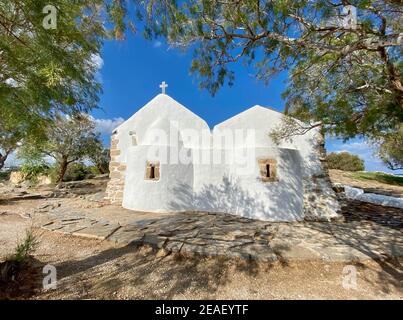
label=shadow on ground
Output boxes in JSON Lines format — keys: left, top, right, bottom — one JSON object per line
{"left": 0, "top": 257, "right": 45, "bottom": 300}
{"left": 305, "top": 202, "right": 403, "bottom": 294}
{"left": 49, "top": 243, "right": 273, "bottom": 299}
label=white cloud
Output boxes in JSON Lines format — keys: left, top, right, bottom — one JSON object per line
{"left": 335, "top": 141, "right": 371, "bottom": 152}
{"left": 153, "top": 41, "right": 162, "bottom": 48}
{"left": 89, "top": 54, "right": 104, "bottom": 84}
{"left": 93, "top": 117, "right": 125, "bottom": 136}
{"left": 90, "top": 53, "right": 104, "bottom": 70}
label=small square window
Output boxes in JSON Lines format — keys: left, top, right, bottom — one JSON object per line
{"left": 145, "top": 161, "right": 160, "bottom": 181}
{"left": 258, "top": 159, "right": 277, "bottom": 182}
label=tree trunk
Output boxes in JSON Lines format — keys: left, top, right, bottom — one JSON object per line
{"left": 378, "top": 47, "right": 403, "bottom": 109}
{"left": 0, "top": 155, "right": 6, "bottom": 171}
{"left": 57, "top": 157, "right": 68, "bottom": 183}
{"left": 0, "top": 149, "right": 12, "bottom": 171}
{"left": 97, "top": 164, "right": 106, "bottom": 174}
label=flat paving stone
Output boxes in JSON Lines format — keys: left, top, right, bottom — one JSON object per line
{"left": 42, "top": 222, "right": 64, "bottom": 231}
{"left": 108, "top": 227, "right": 144, "bottom": 245}
{"left": 169, "top": 229, "right": 199, "bottom": 240}
{"left": 270, "top": 242, "right": 322, "bottom": 261}
{"left": 234, "top": 243, "right": 278, "bottom": 262}
{"left": 73, "top": 223, "right": 121, "bottom": 240}
{"left": 58, "top": 224, "right": 89, "bottom": 234}
{"left": 40, "top": 200, "right": 403, "bottom": 262}
{"left": 55, "top": 220, "right": 97, "bottom": 234}
{"left": 142, "top": 234, "right": 168, "bottom": 248}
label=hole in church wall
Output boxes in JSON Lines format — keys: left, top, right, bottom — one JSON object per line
{"left": 145, "top": 161, "right": 160, "bottom": 181}
{"left": 266, "top": 164, "right": 271, "bottom": 178}
{"left": 258, "top": 159, "right": 277, "bottom": 182}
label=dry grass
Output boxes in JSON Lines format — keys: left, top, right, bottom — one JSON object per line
{"left": 350, "top": 171, "right": 403, "bottom": 186}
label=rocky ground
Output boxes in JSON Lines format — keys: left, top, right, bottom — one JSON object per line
{"left": 0, "top": 175, "right": 402, "bottom": 299}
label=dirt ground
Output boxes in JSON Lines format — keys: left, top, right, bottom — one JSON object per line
{"left": 0, "top": 200, "right": 402, "bottom": 300}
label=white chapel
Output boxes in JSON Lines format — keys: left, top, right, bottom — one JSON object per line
{"left": 105, "top": 83, "right": 340, "bottom": 222}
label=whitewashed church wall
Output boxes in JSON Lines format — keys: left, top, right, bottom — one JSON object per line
{"left": 121, "top": 144, "right": 305, "bottom": 221}
{"left": 213, "top": 106, "right": 295, "bottom": 149}
{"left": 192, "top": 147, "right": 304, "bottom": 221}
{"left": 122, "top": 145, "right": 195, "bottom": 212}
{"left": 113, "top": 94, "right": 210, "bottom": 165}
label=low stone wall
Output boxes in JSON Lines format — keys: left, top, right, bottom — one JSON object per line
{"left": 9, "top": 171, "right": 52, "bottom": 186}
{"left": 105, "top": 132, "right": 126, "bottom": 204}
{"left": 9, "top": 171, "right": 25, "bottom": 184}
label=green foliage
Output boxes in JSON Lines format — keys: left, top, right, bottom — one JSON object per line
{"left": 326, "top": 152, "right": 365, "bottom": 172}
{"left": 18, "top": 114, "right": 104, "bottom": 182}
{"left": 0, "top": 0, "right": 130, "bottom": 168}
{"left": 1, "top": 229, "right": 39, "bottom": 283}
{"left": 11, "top": 230, "right": 39, "bottom": 264}
{"left": 87, "top": 165, "right": 103, "bottom": 175}
{"left": 124, "top": 0, "right": 402, "bottom": 145}
{"left": 20, "top": 161, "right": 50, "bottom": 182}
{"left": 108, "top": 0, "right": 128, "bottom": 39}
{"left": 0, "top": 170, "right": 11, "bottom": 182}
{"left": 0, "top": 116, "right": 24, "bottom": 170}
{"left": 88, "top": 147, "right": 110, "bottom": 174}
{"left": 377, "top": 125, "right": 403, "bottom": 171}
{"left": 63, "top": 163, "right": 94, "bottom": 182}
{"left": 350, "top": 171, "right": 403, "bottom": 186}
{"left": 1, "top": 0, "right": 105, "bottom": 99}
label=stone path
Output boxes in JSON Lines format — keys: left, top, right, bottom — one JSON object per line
{"left": 38, "top": 202, "right": 403, "bottom": 263}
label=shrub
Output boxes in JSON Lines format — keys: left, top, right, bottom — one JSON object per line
{"left": 44, "top": 165, "right": 60, "bottom": 183}
{"left": 0, "top": 169, "right": 11, "bottom": 182}
{"left": 87, "top": 165, "right": 104, "bottom": 175}
{"left": 88, "top": 147, "right": 110, "bottom": 174}
{"left": 63, "top": 163, "right": 94, "bottom": 181}
{"left": 11, "top": 230, "right": 39, "bottom": 263}
{"left": 1, "top": 229, "right": 39, "bottom": 283}
{"left": 326, "top": 152, "right": 365, "bottom": 171}
{"left": 19, "top": 161, "right": 50, "bottom": 183}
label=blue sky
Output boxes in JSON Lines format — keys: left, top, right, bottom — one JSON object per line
{"left": 90, "top": 33, "right": 398, "bottom": 174}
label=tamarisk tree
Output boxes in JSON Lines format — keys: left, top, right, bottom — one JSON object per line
{"left": 378, "top": 124, "right": 403, "bottom": 170}
{"left": 19, "top": 114, "right": 103, "bottom": 182}
{"left": 0, "top": 0, "right": 129, "bottom": 160}
{"left": 120, "top": 0, "right": 402, "bottom": 145}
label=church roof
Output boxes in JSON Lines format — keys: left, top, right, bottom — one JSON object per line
{"left": 113, "top": 93, "right": 210, "bottom": 134}
{"left": 213, "top": 105, "right": 284, "bottom": 131}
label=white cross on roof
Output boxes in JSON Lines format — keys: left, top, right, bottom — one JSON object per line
{"left": 159, "top": 81, "right": 168, "bottom": 94}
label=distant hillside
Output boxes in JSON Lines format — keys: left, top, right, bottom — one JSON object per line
{"left": 329, "top": 170, "right": 403, "bottom": 198}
